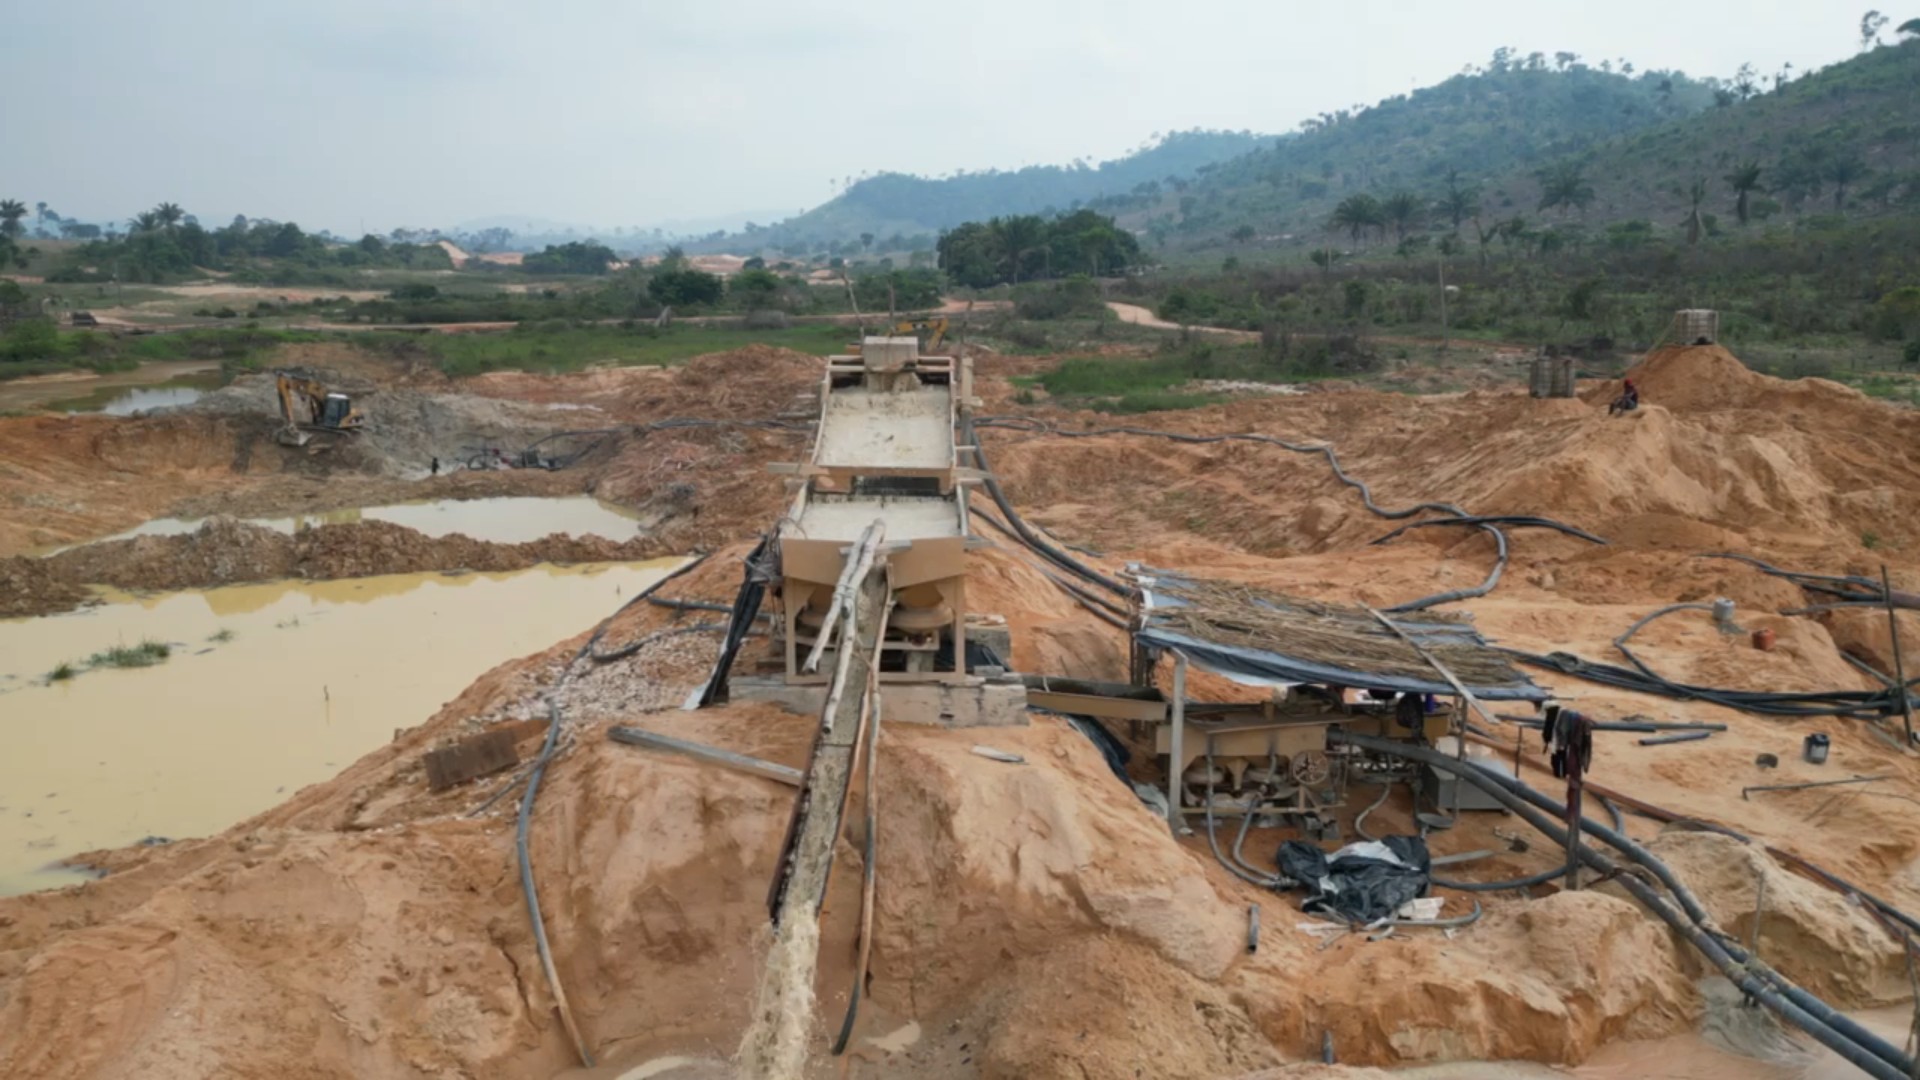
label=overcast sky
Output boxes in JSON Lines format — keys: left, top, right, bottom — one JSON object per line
{"left": 6, "top": 1, "right": 1870, "bottom": 235}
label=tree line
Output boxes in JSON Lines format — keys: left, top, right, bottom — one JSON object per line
{"left": 935, "top": 210, "right": 1141, "bottom": 288}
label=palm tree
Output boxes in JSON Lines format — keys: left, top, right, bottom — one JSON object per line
{"left": 1682, "top": 179, "right": 1707, "bottom": 245}
{"left": 1329, "top": 194, "right": 1383, "bottom": 246}
{"left": 130, "top": 211, "right": 162, "bottom": 234}
{"left": 0, "top": 200, "right": 25, "bottom": 238}
{"left": 1724, "top": 162, "right": 1764, "bottom": 224}
{"left": 1438, "top": 170, "right": 1480, "bottom": 232}
{"left": 1536, "top": 162, "right": 1596, "bottom": 216}
{"left": 1380, "top": 192, "right": 1424, "bottom": 242}
{"left": 1824, "top": 154, "right": 1869, "bottom": 211}
{"left": 154, "top": 202, "right": 185, "bottom": 231}
{"left": 1472, "top": 217, "right": 1497, "bottom": 269}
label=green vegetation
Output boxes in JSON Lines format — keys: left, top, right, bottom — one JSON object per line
{"left": 424, "top": 321, "right": 851, "bottom": 377}
{"left": 936, "top": 211, "right": 1141, "bottom": 287}
{"left": 0, "top": 323, "right": 326, "bottom": 380}
{"left": 207, "top": 628, "right": 236, "bottom": 644}
{"left": 49, "top": 639, "right": 174, "bottom": 681}
{"left": 696, "top": 129, "right": 1269, "bottom": 252}
{"left": 88, "top": 640, "right": 173, "bottom": 668}
{"left": 1037, "top": 339, "right": 1368, "bottom": 412}
{"left": 523, "top": 241, "right": 617, "bottom": 275}
{"left": 27, "top": 204, "right": 452, "bottom": 285}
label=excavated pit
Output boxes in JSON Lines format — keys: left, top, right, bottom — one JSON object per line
{"left": 1, "top": 345, "right": 1919, "bottom": 1078}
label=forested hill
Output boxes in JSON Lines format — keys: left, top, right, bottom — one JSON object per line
{"left": 687, "top": 129, "right": 1270, "bottom": 254}
{"left": 1467, "top": 38, "right": 1920, "bottom": 229}
{"left": 1112, "top": 56, "right": 1720, "bottom": 248}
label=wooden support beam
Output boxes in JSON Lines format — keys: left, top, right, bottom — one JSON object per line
{"left": 606, "top": 726, "right": 802, "bottom": 787}
{"left": 1363, "top": 606, "right": 1503, "bottom": 730}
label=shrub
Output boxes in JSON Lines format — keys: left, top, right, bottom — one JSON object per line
{"left": 1012, "top": 276, "right": 1104, "bottom": 320}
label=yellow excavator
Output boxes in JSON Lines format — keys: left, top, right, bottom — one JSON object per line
{"left": 847, "top": 316, "right": 948, "bottom": 356}
{"left": 275, "top": 373, "right": 365, "bottom": 446}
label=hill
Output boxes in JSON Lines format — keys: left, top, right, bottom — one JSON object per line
{"left": 1144, "top": 42, "right": 1920, "bottom": 256}
{"left": 688, "top": 129, "right": 1272, "bottom": 255}
{"left": 1117, "top": 57, "right": 1719, "bottom": 251}
{"left": 1471, "top": 38, "right": 1920, "bottom": 230}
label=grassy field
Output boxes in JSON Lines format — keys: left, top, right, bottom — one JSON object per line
{"left": 423, "top": 321, "right": 853, "bottom": 376}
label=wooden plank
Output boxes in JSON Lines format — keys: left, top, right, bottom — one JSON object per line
{"left": 423, "top": 728, "right": 519, "bottom": 792}
{"left": 1027, "top": 688, "right": 1169, "bottom": 724}
{"left": 607, "top": 726, "right": 802, "bottom": 786}
{"left": 767, "top": 574, "right": 890, "bottom": 923}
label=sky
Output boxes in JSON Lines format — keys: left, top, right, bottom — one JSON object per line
{"left": 5, "top": 0, "right": 1874, "bottom": 236}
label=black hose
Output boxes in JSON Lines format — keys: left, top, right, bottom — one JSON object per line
{"left": 645, "top": 595, "right": 737, "bottom": 615}
{"left": 1370, "top": 515, "right": 1610, "bottom": 547}
{"left": 1436, "top": 747, "right": 1913, "bottom": 1075}
{"left": 1599, "top": 795, "right": 1625, "bottom": 834}
{"left": 590, "top": 622, "right": 726, "bottom": 664}
{"left": 1381, "top": 521, "right": 1509, "bottom": 613}
{"left": 1508, "top": 648, "right": 1904, "bottom": 718}
{"left": 962, "top": 416, "right": 1129, "bottom": 597}
{"left": 968, "top": 416, "right": 1602, "bottom": 613}
{"left": 1330, "top": 731, "right": 1914, "bottom": 1079}
{"left": 1429, "top": 862, "right": 1574, "bottom": 892}
{"left": 515, "top": 551, "right": 715, "bottom": 1067}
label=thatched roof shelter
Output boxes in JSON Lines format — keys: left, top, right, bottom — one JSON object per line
{"left": 1134, "top": 570, "right": 1546, "bottom": 702}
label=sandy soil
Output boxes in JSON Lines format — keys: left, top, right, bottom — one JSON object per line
{"left": 3, "top": 343, "right": 1920, "bottom": 1077}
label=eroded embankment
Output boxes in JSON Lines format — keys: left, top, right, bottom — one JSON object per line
{"left": 0, "top": 516, "right": 674, "bottom": 618}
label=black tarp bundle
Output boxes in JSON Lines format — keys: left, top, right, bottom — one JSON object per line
{"left": 1275, "top": 836, "right": 1432, "bottom": 923}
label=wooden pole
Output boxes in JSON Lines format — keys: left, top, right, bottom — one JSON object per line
{"left": 803, "top": 522, "right": 885, "bottom": 674}
{"left": 1881, "top": 564, "right": 1914, "bottom": 747}
{"left": 1438, "top": 253, "right": 1449, "bottom": 353}
{"left": 1168, "top": 652, "right": 1187, "bottom": 835}
{"left": 606, "top": 727, "right": 802, "bottom": 787}
{"left": 1364, "top": 607, "right": 1502, "bottom": 730}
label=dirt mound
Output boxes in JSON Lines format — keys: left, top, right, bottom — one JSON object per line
{"left": 1620, "top": 344, "right": 1867, "bottom": 416}
{"left": 18, "top": 516, "right": 672, "bottom": 615}
{"left": 0, "top": 556, "right": 91, "bottom": 618}
{"left": 1641, "top": 831, "right": 1910, "bottom": 1005}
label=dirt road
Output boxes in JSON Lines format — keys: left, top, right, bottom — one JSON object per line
{"left": 1107, "top": 301, "right": 1260, "bottom": 342}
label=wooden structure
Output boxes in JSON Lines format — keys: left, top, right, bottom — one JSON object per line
{"left": 1669, "top": 309, "right": 1720, "bottom": 346}
{"left": 1020, "top": 571, "right": 1547, "bottom": 835}
{"left": 1529, "top": 354, "right": 1576, "bottom": 398}
{"left": 774, "top": 337, "right": 978, "bottom": 686}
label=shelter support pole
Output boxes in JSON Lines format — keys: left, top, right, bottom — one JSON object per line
{"left": 1168, "top": 652, "right": 1187, "bottom": 835}
{"left": 1883, "top": 565, "right": 1914, "bottom": 747}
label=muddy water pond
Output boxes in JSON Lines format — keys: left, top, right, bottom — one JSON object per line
{"left": 0, "top": 558, "right": 678, "bottom": 894}
{"left": 84, "top": 494, "right": 646, "bottom": 548}
{"left": 0, "top": 360, "right": 221, "bottom": 414}
{"left": 48, "top": 370, "right": 224, "bottom": 414}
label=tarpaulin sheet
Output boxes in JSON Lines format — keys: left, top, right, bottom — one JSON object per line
{"left": 1277, "top": 836, "right": 1432, "bottom": 923}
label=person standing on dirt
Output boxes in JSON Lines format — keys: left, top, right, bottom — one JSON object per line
{"left": 430, "top": 456, "right": 440, "bottom": 476}
{"left": 1609, "top": 377, "right": 1640, "bottom": 416}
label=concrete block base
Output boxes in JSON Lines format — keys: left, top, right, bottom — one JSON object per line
{"left": 729, "top": 674, "right": 1029, "bottom": 729}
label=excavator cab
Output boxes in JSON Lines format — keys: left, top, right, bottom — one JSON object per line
{"left": 319, "top": 393, "right": 355, "bottom": 429}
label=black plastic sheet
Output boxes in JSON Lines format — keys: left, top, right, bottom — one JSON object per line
{"left": 1276, "top": 835, "right": 1432, "bottom": 923}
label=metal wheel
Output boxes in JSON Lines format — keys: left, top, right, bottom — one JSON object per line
{"left": 1289, "top": 750, "right": 1331, "bottom": 787}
